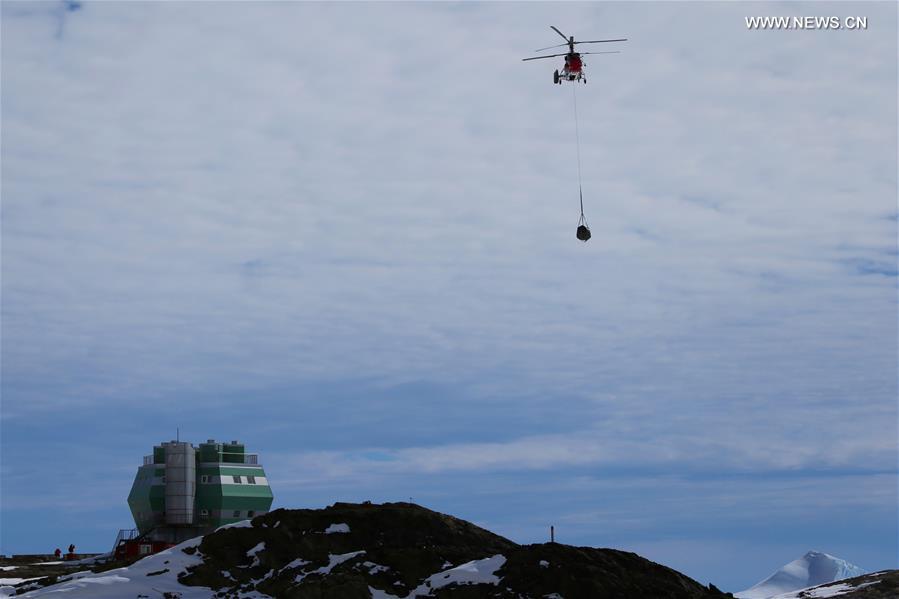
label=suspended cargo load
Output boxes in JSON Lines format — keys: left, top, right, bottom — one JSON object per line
{"left": 577, "top": 224, "right": 591, "bottom": 242}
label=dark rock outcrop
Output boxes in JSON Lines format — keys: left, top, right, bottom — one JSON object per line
{"left": 782, "top": 570, "right": 899, "bottom": 598}
{"left": 178, "top": 501, "right": 731, "bottom": 598}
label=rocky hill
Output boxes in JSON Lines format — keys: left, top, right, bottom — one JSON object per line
{"left": 11, "top": 502, "right": 735, "bottom": 598}
{"left": 770, "top": 570, "right": 899, "bottom": 599}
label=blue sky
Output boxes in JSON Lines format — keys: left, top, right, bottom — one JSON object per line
{"left": 1, "top": 1, "right": 896, "bottom": 593}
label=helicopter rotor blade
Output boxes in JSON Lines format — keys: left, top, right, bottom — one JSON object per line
{"left": 550, "top": 25, "right": 569, "bottom": 42}
{"left": 575, "top": 38, "right": 628, "bottom": 44}
{"left": 534, "top": 42, "right": 569, "bottom": 52}
{"left": 521, "top": 53, "right": 568, "bottom": 61}
{"left": 579, "top": 51, "right": 621, "bottom": 55}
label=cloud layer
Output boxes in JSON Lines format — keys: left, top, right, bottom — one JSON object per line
{"left": 2, "top": 1, "right": 896, "bottom": 591}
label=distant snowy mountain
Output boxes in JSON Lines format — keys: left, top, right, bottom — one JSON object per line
{"left": 736, "top": 551, "right": 867, "bottom": 599}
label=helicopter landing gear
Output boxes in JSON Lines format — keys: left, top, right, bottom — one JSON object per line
{"left": 554, "top": 70, "right": 560, "bottom": 85}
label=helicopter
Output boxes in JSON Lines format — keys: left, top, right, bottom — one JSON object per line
{"left": 522, "top": 26, "right": 626, "bottom": 84}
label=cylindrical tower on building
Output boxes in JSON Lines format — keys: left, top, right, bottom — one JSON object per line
{"left": 164, "top": 441, "right": 196, "bottom": 525}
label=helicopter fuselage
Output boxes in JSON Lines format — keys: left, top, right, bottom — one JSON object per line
{"left": 555, "top": 52, "right": 585, "bottom": 84}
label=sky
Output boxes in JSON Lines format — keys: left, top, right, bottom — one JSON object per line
{"left": 1, "top": 1, "right": 896, "bottom": 593}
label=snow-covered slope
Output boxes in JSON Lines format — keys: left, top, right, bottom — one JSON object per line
{"left": 3, "top": 536, "right": 214, "bottom": 599}
{"left": 736, "top": 551, "right": 866, "bottom": 599}
{"left": 770, "top": 570, "right": 898, "bottom": 599}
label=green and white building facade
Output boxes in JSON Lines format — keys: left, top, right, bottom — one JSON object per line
{"left": 128, "top": 439, "right": 274, "bottom": 543}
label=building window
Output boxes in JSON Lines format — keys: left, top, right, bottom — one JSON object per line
{"left": 232, "top": 475, "right": 242, "bottom": 484}
{"left": 140, "top": 544, "right": 152, "bottom": 555}
{"left": 200, "top": 475, "right": 209, "bottom": 484}
{"left": 247, "top": 476, "right": 256, "bottom": 485}
{"left": 233, "top": 510, "right": 241, "bottom": 518}
{"left": 200, "top": 509, "right": 209, "bottom": 518}
{"left": 248, "top": 510, "right": 255, "bottom": 518}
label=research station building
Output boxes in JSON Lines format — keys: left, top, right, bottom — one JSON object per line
{"left": 124, "top": 439, "right": 274, "bottom": 550}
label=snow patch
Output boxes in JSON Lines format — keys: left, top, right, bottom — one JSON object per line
{"left": 0, "top": 577, "right": 40, "bottom": 585}
{"left": 408, "top": 554, "right": 506, "bottom": 596}
{"left": 369, "top": 586, "right": 403, "bottom": 599}
{"left": 224, "top": 591, "right": 271, "bottom": 598}
{"left": 280, "top": 557, "right": 310, "bottom": 572}
{"left": 249, "top": 568, "right": 277, "bottom": 584}
{"left": 246, "top": 541, "right": 266, "bottom": 567}
{"left": 324, "top": 522, "right": 350, "bottom": 534}
{"left": 539, "top": 560, "right": 550, "bottom": 568}
{"left": 294, "top": 551, "right": 365, "bottom": 583}
{"left": 216, "top": 519, "right": 253, "bottom": 531}
{"left": 63, "top": 553, "right": 112, "bottom": 566}
{"left": 361, "top": 561, "right": 390, "bottom": 574}
{"left": 771, "top": 580, "right": 881, "bottom": 599}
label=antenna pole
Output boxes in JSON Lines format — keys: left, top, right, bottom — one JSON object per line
{"left": 551, "top": 525, "right": 555, "bottom": 543}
